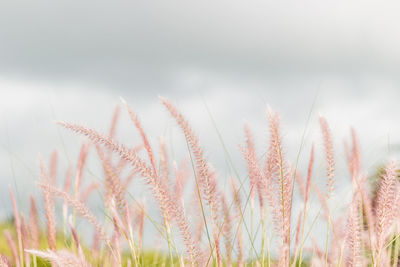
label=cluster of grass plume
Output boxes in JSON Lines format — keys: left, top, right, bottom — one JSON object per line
{"left": 1, "top": 97, "right": 400, "bottom": 267}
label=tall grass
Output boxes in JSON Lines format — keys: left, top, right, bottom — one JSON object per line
{"left": 1, "top": 97, "right": 400, "bottom": 267}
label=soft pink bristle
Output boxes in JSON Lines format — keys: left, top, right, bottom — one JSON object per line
{"left": 266, "top": 109, "right": 292, "bottom": 266}
{"left": 221, "top": 195, "right": 233, "bottom": 267}
{"left": 74, "top": 142, "right": 90, "bottom": 196}
{"left": 0, "top": 254, "right": 11, "bottom": 267}
{"left": 351, "top": 128, "right": 361, "bottom": 177}
{"left": 160, "top": 97, "right": 220, "bottom": 214}
{"left": 242, "top": 123, "right": 263, "bottom": 209}
{"left": 20, "top": 215, "right": 31, "bottom": 266}
{"left": 305, "top": 143, "right": 315, "bottom": 204}
{"left": 9, "top": 187, "right": 23, "bottom": 267}
{"left": 29, "top": 196, "right": 40, "bottom": 249}
{"left": 38, "top": 182, "right": 109, "bottom": 244}
{"left": 230, "top": 179, "right": 244, "bottom": 267}
{"left": 96, "top": 143, "right": 126, "bottom": 213}
{"left": 122, "top": 99, "right": 158, "bottom": 176}
{"left": 39, "top": 156, "right": 57, "bottom": 250}
{"left": 345, "top": 195, "right": 363, "bottom": 267}
{"left": 319, "top": 116, "right": 335, "bottom": 198}
{"left": 4, "top": 230, "right": 19, "bottom": 267}
{"left": 49, "top": 150, "right": 58, "bottom": 186}
{"left": 25, "top": 249, "right": 92, "bottom": 267}
{"left": 63, "top": 165, "right": 72, "bottom": 231}
{"left": 109, "top": 105, "right": 120, "bottom": 140}
{"left": 375, "top": 161, "right": 398, "bottom": 254}
{"left": 159, "top": 136, "right": 169, "bottom": 184}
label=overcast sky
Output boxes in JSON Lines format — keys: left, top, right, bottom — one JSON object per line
{"left": 1, "top": 0, "right": 400, "bottom": 245}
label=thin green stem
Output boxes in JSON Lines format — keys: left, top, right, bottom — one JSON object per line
{"left": 324, "top": 215, "right": 331, "bottom": 267}
{"left": 393, "top": 229, "right": 400, "bottom": 267}
{"left": 251, "top": 199, "right": 254, "bottom": 266}
{"left": 165, "top": 222, "right": 175, "bottom": 267}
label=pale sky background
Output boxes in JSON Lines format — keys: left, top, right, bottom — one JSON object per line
{"left": 1, "top": 0, "right": 400, "bottom": 250}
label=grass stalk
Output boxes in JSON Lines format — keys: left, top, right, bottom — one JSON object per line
{"left": 324, "top": 215, "right": 331, "bottom": 267}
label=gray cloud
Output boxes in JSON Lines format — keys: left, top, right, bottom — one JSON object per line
{"left": 1, "top": 0, "right": 400, "bottom": 92}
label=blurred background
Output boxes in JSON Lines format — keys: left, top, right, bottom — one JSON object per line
{"left": 1, "top": 0, "right": 400, "bottom": 247}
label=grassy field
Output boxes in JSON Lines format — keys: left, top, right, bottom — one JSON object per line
{"left": 1, "top": 97, "right": 399, "bottom": 267}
